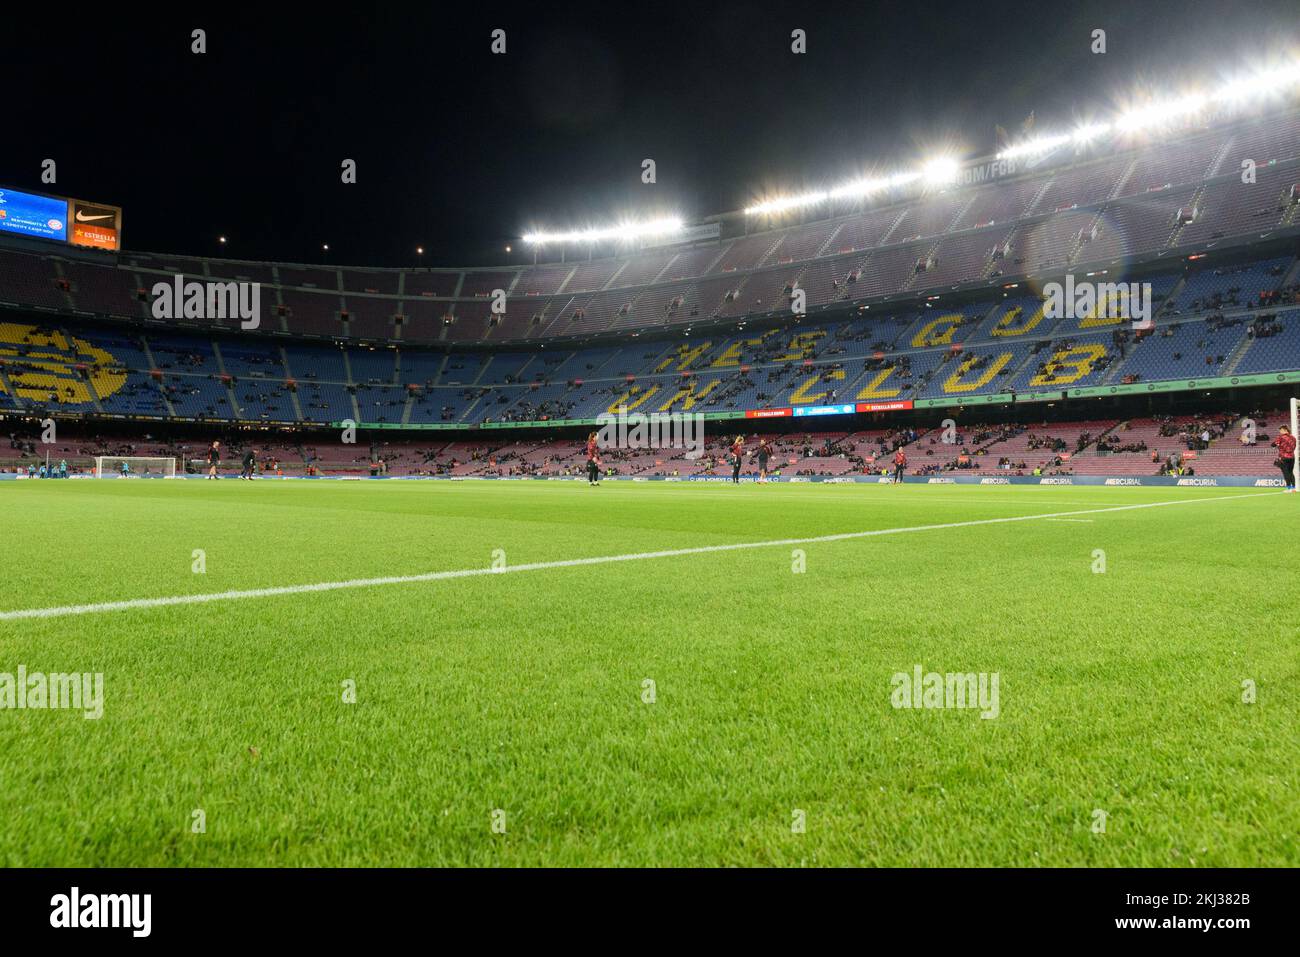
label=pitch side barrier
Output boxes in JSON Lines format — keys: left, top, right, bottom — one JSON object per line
{"left": 5, "top": 473, "right": 1283, "bottom": 487}
{"left": 576, "top": 475, "right": 1284, "bottom": 487}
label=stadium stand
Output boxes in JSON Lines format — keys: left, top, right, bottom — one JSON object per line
{"left": 1, "top": 108, "right": 1296, "bottom": 348}
{"left": 0, "top": 242, "right": 1294, "bottom": 429}
{"left": 0, "top": 231, "right": 1294, "bottom": 420}
{"left": 1, "top": 107, "right": 1297, "bottom": 483}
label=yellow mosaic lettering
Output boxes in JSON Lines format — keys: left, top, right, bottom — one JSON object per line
{"left": 942, "top": 352, "right": 1013, "bottom": 393}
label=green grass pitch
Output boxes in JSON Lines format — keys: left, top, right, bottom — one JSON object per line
{"left": 0, "top": 478, "right": 1296, "bottom": 866}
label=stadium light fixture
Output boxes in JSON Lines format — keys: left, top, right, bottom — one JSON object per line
{"left": 829, "top": 171, "right": 921, "bottom": 200}
{"left": 1114, "top": 93, "right": 1208, "bottom": 133}
{"left": 1071, "top": 122, "right": 1112, "bottom": 144}
{"left": 1216, "top": 75, "right": 1258, "bottom": 106}
{"left": 746, "top": 169, "right": 928, "bottom": 216}
{"left": 1215, "top": 61, "right": 1300, "bottom": 105}
{"left": 921, "top": 157, "right": 960, "bottom": 185}
{"left": 996, "top": 132, "right": 1073, "bottom": 161}
{"left": 996, "top": 59, "right": 1299, "bottom": 160}
{"left": 995, "top": 122, "right": 1113, "bottom": 161}
{"left": 744, "top": 192, "right": 829, "bottom": 216}
{"left": 522, "top": 217, "right": 685, "bottom": 245}
{"left": 751, "top": 58, "right": 1300, "bottom": 219}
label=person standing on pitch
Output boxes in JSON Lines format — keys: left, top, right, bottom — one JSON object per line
{"left": 756, "top": 439, "right": 772, "bottom": 484}
{"left": 585, "top": 431, "right": 602, "bottom": 486}
{"left": 731, "top": 435, "right": 744, "bottom": 484}
{"left": 1272, "top": 425, "right": 1296, "bottom": 492}
{"left": 241, "top": 447, "right": 256, "bottom": 480}
{"left": 893, "top": 446, "right": 907, "bottom": 484}
{"left": 207, "top": 440, "right": 221, "bottom": 480}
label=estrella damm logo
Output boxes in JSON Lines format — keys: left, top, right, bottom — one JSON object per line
{"left": 0, "top": 322, "right": 125, "bottom": 404}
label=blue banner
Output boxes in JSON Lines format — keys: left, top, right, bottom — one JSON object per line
{"left": 792, "top": 403, "right": 855, "bottom": 417}
{"left": 0, "top": 188, "right": 68, "bottom": 242}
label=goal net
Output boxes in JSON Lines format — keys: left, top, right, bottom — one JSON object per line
{"left": 93, "top": 456, "right": 177, "bottom": 478}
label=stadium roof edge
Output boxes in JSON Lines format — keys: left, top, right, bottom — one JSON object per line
{"left": 2, "top": 101, "right": 1297, "bottom": 278}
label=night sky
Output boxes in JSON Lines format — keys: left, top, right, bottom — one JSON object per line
{"left": 3, "top": 0, "right": 1296, "bottom": 266}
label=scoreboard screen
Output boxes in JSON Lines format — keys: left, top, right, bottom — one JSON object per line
{"left": 0, "top": 186, "right": 122, "bottom": 251}
{"left": 0, "top": 188, "right": 68, "bottom": 242}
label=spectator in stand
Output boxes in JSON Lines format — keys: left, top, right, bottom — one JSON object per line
{"left": 1271, "top": 425, "right": 1296, "bottom": 492}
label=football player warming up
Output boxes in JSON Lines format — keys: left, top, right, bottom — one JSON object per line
{"left": 756, "top": 439, "right": 772, "bottom": 484}
{"left": 586, "top": 432, "right": 603, "bottom": 486}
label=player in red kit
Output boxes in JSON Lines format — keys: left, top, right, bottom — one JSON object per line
{"left": 1272, "top": 425, "right": 1296, "bottom": 491}
{"left": 585, "top": 432, "right": 603, "bottom": 486}
{"left": 730, "top": 435, "right": 744, "bottom": 484}
{"left": 892, "top": 447, "right": 907, "bottom": 484}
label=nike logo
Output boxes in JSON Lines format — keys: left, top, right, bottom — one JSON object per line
{"left": 75, "top": 211, "right": 113, "bottom": 222}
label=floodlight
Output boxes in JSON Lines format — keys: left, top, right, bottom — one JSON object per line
{"left": 921, "top": 157, "right": 960, "bottom": 185}
{"left": 522, "top": 217, "right": 685, "bottom": 245}
{"left": 1115, "top": 94, "right": 1207, "bottom": 133}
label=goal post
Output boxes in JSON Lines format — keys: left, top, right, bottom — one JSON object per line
{"left": 93, "top": 456, "right": 177, "bottom": 478}
{"left": 1292, "top": 397, "right": 1299, "bottom": 488}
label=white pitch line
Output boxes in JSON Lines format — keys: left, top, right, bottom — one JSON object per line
{"left": 1045, "top": 518, "right": 1095, "bottom": 523}
{"left": 0, "top": 491, "right": 1275, "bottom": 621}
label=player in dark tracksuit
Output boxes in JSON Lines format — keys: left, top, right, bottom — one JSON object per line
{"left": 1272, "top": 426, "right": 1296, "bottom": 491}
{"left": 893, "top": 448, "right": 907, "bottom": 484}
{"left": 207, "top": 441, "right": 221, "bottom": 480}
{"left": 241, "top": 448, "right": 256, "bottom": 480}
{"left": 586, "top": 432, "right": 602, "bottom": 486}
{"left": 731, "top": 436, "right": 744, "bottom": 483}
{"left": 757, "top": 440, "right": 772, "bottom": 483}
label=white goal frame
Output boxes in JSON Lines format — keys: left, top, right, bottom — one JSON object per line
{"left": 1292, "top": 397, "right": 1299, "bottom": 488}
{"left": 93, "top": 456, "right": 178, "bottom": 479}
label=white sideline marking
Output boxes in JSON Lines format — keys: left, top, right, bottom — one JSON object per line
{"left": 0, "top": 492, "right": 1274, "bottom": 621}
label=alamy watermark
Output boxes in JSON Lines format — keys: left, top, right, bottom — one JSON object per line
{"left": 596, "top": 408, "right": 705, "bottom": 460}
{"left": 1043, "top": 274, "right": 1152, "bottom": 330}
{"left": 0, "top": 665, "right": 104, "bottom": 719}
{"left": 50, "top": 887, "right": 150, "bottom": 937}
{"left": 151, "top": 274, "right": 260, "bottom": 329}
{"left": 890, "top": 664, "right": 999, "bottom": 719}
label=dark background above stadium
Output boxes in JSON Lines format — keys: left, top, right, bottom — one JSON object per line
{"left": 3, "top": 0, "right": 1298, "bottom": 267}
